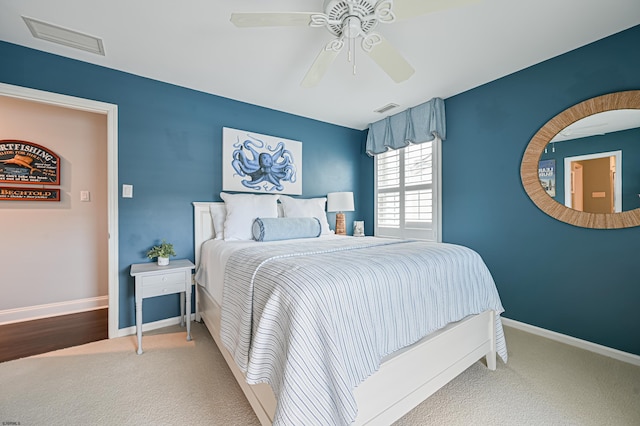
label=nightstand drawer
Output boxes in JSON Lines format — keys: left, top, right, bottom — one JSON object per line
{"left": 141, "top": 271, "right": 186, "bottom": 287}
{"left": 141, "top": 272, "right": 186, "bottom": 298}
{"left": 142, "top": 281, "right": 185, "bottom": 298}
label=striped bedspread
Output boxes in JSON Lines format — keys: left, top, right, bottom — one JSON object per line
{"left": 220, "top": 237, "right": 507, "bottom": 425}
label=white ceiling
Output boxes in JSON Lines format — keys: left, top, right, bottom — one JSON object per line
{"left": 1, "top": 0, "right": 639, "bottom": 130}
{"left": 551, "top": 109, "right": 640, "bottom": 142}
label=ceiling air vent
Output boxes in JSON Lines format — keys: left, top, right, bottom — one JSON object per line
{"left": 374, "top": 103, "right": 399, "bottom": 114}
{"left": 22, "top": 16, "right": 105, "bottom": 56}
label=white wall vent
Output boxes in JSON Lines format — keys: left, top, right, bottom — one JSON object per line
{"left": 22, "top": 16, "right": 105, "bottom": 56}
{"left": 374, "top": 103, "right": 399, "bottom": 114}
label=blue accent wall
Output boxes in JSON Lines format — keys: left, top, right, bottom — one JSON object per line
{"left": 443, "top": 24, "right": 640, "bottom": 356}
{"left": 0, "top": 41, "right": 367, "bottom": 329}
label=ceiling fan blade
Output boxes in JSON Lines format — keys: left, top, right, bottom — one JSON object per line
{"left": 230, "top": 12, "right": 315, "bottom": 27}
{"left": 393, "top": 0, "right": 479, "bottom": 20}
{"left": 364, "top": 35, "right": 415, "bottom": 83}
{"left": 560, "top": 122, "right": 608, "bottom": 136}
{"left": 301, "top": 40, "right": 344, "bottom": 88}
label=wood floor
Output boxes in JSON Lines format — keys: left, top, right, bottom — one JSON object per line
{"left": 0, "top": 308, "right": 109, "bottom": 363}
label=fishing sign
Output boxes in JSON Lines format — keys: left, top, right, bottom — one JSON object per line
{"left": 0, "top": 140, "right": 60, "bottom": 185}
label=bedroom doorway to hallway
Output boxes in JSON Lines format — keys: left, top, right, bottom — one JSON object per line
{"left": 0, "top": 83, "right": 119, "bottom": 351}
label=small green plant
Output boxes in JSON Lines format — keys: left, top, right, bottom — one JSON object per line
{"left": 146, "top": 239, "right": 176, "bottom": 259}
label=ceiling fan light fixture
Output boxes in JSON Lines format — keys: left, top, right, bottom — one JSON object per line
{"left": 324, "top": 0, "right": 379, "bottom": 36}
{"left": 343, "top": 16, "right": 364, "bottom": 39}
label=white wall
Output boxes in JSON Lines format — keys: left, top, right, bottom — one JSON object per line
{"left": 0, "top": 96, "right": 108, "bottom": 320}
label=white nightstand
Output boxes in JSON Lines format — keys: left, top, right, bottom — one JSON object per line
{"left": 130, "top": 259, "right": 195, "bottom": 355}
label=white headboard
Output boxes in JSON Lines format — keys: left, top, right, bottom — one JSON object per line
{"left": 193, "top": 201, "right": 219, "bottom": 268}
{"left": 192, "top": 200, "right": 285, "bottom": 268}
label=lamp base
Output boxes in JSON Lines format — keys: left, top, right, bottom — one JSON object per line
{"left": 335, "top": 212, "right": 346, "bottom": 235}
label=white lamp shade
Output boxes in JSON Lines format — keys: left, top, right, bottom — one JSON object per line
{"left": 327, "top": 192, "right": 354, "bottom": 212}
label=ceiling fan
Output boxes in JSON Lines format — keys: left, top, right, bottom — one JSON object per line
{"left": 560, "top": 124, "right": 607, "bottom": 137}
{"left": 230, "top": 0, "right": 477, "bottom": 87}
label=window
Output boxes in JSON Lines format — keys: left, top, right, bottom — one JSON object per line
{"left": 374, "top": 139, "right": 441, "bottom": 241}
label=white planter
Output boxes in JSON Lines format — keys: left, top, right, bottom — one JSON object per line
{"left": 157, "top": 256, "right": 169, "bottom": 266}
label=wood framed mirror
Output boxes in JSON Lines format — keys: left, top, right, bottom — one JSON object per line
{"left": 521, "top": 90, "right": 640, "bottom": 229}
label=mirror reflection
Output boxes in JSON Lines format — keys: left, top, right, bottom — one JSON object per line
{"left": 538, "top": 109, "right": 640, "bottom": 213}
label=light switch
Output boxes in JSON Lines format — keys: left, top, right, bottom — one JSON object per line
{"left": 122, "top": 184, "right": 133, "bottom": 198}
{"left": 80, "top": 190, "right": 90, "bottom": 202}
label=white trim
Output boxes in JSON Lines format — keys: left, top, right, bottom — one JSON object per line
{"left": 501, "top": 317, "right": 640, "bottom": 367}
{"left": 434, "top": 137, "right": 442, "bottom": 243}
{"left": 0, "top": 296, "right": 108, "bottom": 325}
{"left": 116, "top": 313, "right": 197, "bottom": 337}
{"left": 0, "top": 82, "right": 119, "bottom": 339}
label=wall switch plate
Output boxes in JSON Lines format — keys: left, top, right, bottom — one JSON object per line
{"left": 122, "top": 184, "right": 133, "bottom": 198}
{"left": 80, "top": 190, "right": 90, "bottom": 202}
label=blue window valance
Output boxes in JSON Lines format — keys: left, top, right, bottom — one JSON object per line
{"left": 365, "top": 97, "right": 446, "bottom": 156}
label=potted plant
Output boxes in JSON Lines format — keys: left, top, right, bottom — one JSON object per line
{"left": 146, "top": 239, "right": 176, "bottom": 266}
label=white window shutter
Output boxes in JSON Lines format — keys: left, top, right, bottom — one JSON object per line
{"left": 374, "top": 139, "right": 440, "bottom": 241}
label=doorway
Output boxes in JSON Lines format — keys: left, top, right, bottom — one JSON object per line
{"left": 564, "top": 150, "right": 622, "bottom": 213}
{"left": 0, "top": 82, "right": 119, "bottom": 339}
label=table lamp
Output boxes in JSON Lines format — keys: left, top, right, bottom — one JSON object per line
{"left": 327, "top": 192, "right": 354, "bottom": 235}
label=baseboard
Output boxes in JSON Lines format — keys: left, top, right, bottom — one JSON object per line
{"left": 116, "top": 313, "right": 197, "bottom": 338}
{"left": 501, "top": 317, "right": 640, "bottom": 367}
{"left": 0, "top": 296, "right": 109, "bottom": 325}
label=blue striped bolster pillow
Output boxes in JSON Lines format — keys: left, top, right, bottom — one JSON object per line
{"left": 252, "top": 217, "right": 321, "bottom": 242}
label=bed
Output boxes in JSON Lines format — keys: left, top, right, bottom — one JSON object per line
{"left": 192, "top": 199, "right": 507, "bottom": 425}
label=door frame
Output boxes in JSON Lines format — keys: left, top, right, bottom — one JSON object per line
{"left": 564, "top": 150, "right": 622, "bottom": 213}
{"left": 0, "top": 82, "right": 119, "bottom": 338}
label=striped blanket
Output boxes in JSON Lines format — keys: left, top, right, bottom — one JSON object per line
{"left": 220, "top": 237, "right": 506, "bottom": 425}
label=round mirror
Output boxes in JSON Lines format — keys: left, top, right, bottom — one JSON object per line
{"left": 521, "top": 90, "right": 640, "bottom": 229}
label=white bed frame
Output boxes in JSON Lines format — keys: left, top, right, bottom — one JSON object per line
{"left": 193, "top": 202, "right": 498, "bottom": 425}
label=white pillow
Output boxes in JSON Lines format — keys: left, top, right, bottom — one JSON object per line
{"left": 279, "top": 195, "right": 332, "bottom": 235}
{"left": 220, "top": 192, "right": 279, "bottom": 241}
{"left": 209, "top": 204, "right": 226, "bottom": 240}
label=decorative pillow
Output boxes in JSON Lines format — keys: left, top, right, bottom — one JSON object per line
{"left": 252, "top": 217, "right": 321, "bottom": 242}
{"left": 220, "top": 192, "right": 279, "bottom": 241}
{"left": 278, "top": 195, "right": 332, "bottom": 235}
{"left": 209, "top": 203, "right": 227, "bottom": 240}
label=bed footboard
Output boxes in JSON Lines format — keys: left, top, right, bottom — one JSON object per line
{"left": 353, "top": 310, "right": 496, "bottom": 425}
{"left": 197, "top": 283, "right": 497, "bottom": 426}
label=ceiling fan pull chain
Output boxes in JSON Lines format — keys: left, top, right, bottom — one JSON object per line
{"left": 353, "top": 37, "right": 357, "bottom": 75}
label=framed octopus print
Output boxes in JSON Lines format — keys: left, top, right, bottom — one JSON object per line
{"left": 222, "top": 127, "right": 302, "bottom": 195}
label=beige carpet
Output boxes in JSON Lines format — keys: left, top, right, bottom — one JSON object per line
{"left": 0, "top": 322, "right": 638, "bottom": 425}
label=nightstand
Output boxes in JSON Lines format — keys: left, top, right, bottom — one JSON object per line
{"left": 130, "top": 259, "right": 195, "bottom": 354}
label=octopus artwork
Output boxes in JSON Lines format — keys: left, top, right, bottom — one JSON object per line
{"left": 231, "top": 137, "right": 297, "bottom": 192}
